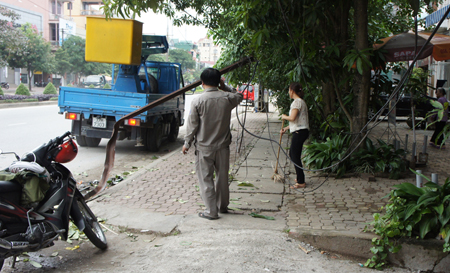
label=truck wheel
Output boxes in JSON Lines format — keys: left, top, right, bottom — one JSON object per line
{"left": 86, "top": 137, "right": 101, "bottom": 147}
{"left": 168, "top": 119, "right": 179, "bottom": 142}
{"left": 139, "top": 75, "right": 159, "bottom": 94}
{"left": 146, "top": 123, "right": 163, "bottom": 152}
{"left": 76, "top": 135, "right": 87, "bottom": 147}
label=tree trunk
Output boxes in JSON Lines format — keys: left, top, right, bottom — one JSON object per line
{"left": 27, "top": 68, "right": 33, "bottom": 91}
{"left": 352, "top": 0, "right": 370, "bottom": 138}
{"left": 322, "top": 82, "right": 336, "bottom": 117}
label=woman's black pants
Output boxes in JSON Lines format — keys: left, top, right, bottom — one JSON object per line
{"left": 431, "top": 121, "right": 446, "bottom": 146}
{"left": 290, "top": 129, "right": 309, "bottom": 184}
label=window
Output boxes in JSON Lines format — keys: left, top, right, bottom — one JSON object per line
{"left": 82, "top": 2, "right": 103, "bottom": 15}
{"left": 52, "top": 1, "right": 62, "bottom": 14}
{"left": 139, "top": 66, "right": 160, "bottom": 80}
{"left": 49, "top": 23, "right": 59, "bottom": 42}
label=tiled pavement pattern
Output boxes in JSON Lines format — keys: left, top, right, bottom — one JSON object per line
{"left": 285, "top": 118, "right": 450, "bottom": 234}
{"left": 94, "top": 108, "right": 449, "bottom": 235}
{"left": 94, "top": 107, "right": 274, "bottom": 215}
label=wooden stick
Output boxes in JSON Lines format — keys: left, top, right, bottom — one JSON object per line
{"left": 100, "top": 222, "right": 118, "bottom": 235}
{"left": 274, "top": 120, "right": 285, "bottom": 174}
{"left": 298, "top": 244, "right": 310, "bottom": 254}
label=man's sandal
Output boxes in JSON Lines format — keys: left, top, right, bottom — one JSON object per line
{"left": 290, "top": 183, "right": 306, "bottom": 189}
{"left": 198, "top": 212, "right": 218, "bottom": 220}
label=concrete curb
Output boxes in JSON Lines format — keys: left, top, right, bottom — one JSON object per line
{"left": 288, "top": 230, "right": 450, "bottom": 272}
{"left": 0, "top": 100, "right": 57, "bottom": 109}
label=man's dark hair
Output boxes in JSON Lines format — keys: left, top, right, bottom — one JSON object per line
{"left": 201, "top": 68, "right": 221, "bottom": 87}
{"left": 438, "top": 87, "right": 447, "bottom": 95}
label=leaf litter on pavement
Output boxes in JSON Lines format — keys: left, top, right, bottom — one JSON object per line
{"left": 249, "top": 213, "right": 275, "bottom": 220}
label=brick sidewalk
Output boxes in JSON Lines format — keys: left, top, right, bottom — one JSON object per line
{"left": 285, "top": 119, "right": 450, "bottom": 234}
{"left": 94, "top": 111, "right": 449, "bottom": 235}
{"left": 93, "top": 108, "right": 275, "bottom": 215}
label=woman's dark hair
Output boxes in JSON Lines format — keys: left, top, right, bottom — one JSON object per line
{"left": 437, "top": 87, "right": 446, "bottom": 95}
{"left": 289, "top": 82, "right": 303, "bottom": 98}
{"left": 201, "top": 68, "right": 221, "bottom": 87}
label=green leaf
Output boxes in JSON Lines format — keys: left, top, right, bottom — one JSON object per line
{"left": 433, "top": 204, "right": 444, "bottom": 215}
{"left": 419, "top": 217, "right": 438, "bottom": 239}
{"left": 237, "top": 182, "right": 254, "bottom": 187}
{"left": 249, "top": 213, "right": 275, "bottom": 220}
{"left": 393, "top": 182, "right": 425, "bottom": 197}
{"left": 356, "top": 58, "right": 363, "bottom": 75}
{"left": 29, "top": 260, "right": 42, "bottom": 268}
{"left": 439, "top": 205, "right": 450, "bottom": 226}
{"left": 404, "top": 204, "right": 420, "bottom": 220}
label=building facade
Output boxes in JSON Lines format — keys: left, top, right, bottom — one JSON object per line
{"left": 424, "top": 1, "right": 450, "bottom": 98}
{"left": 197, "top": 37, "right": 222, "bottom": 68}
{"left": 0, "top": 0, "right": 104, "bottom": 86}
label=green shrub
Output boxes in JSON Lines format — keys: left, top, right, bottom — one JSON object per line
{"left": 15, "top": 83, "right": 30, "bottom": 96}
{"left": 89, "top": 84, "right": 95, "bottom": 88}
{"left": 66, "top": 83, "right": 73, "bottom": 87}
{"left": 0, "top": 86, "right": 3, "bottom": 95}
{"left": 304, "top": 135, "right": 407, "bottom": 179}
{"left": 303, "top": 134, "right": 351, "bottom": 178}
{"left": 43, "top": 82, "right": 58, "bottom": 94}
{"left": 351, "top": 138, "right": 407, "bottom": 179}
{"left": 365, "top": 174, "right": 450, "bottom": 269}
{"left": 103, "top": 83, "right": 111, "bottom": 89}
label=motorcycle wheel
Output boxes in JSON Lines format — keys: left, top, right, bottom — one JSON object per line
{"left": 76, "top": 197, "right": 108, "bottom": 250}
{"left": 4, "top": 84, "right": 8, "bottom": 90}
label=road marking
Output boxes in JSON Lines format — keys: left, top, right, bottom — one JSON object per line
{"left": 8, "top": 122, "right": 26, "bottom": 126}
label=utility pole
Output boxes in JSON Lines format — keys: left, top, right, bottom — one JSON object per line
{"left": 166, "top": 18, "right": 170, "bottom": 61}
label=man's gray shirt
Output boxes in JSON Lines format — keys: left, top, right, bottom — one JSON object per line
{"left": 184, "top": 85, "right": 243, "bottom": 151}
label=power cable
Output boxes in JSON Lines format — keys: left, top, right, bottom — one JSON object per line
{"left": 274, "top": 0, "right": 449, "bottom": 172}
{"left": 178, "top": 4, "right": 450, "bottom": 192}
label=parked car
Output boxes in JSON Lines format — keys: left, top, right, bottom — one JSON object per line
{"left": 369, "top": 92, "right": 438, "bottom": 128}
{"left": 375, "top": 93, "right": 436, "bottom": 117}
{"left": 237, "top": 84, "right": 255, "bottom": 106}
{"left": 82, "top": 75, "right": 106, "bottom": 88}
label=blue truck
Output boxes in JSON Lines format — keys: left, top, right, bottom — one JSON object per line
{"left": 58, "top": 35, "right": 185, "bottom": 152}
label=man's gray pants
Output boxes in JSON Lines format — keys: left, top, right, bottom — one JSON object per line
{"left": 195, "top": 147, "right": 230, "bottom": 218}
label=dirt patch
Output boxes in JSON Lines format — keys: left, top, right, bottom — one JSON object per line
{"left": 364, "top": 187, "right": 379, "bottom": 194}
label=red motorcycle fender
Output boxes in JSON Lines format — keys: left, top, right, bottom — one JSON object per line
{"left": 70, "top": 192, "right": 86, "bottom": 232}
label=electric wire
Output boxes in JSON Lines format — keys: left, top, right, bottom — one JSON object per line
{"left": 274, "top": 0, "right": 450, "bottom": 174}
{"left": 179, "top": 4, "right": 449, "bottom": 192}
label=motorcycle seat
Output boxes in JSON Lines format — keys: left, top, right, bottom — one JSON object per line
{"left": 0, "top": 180, "right": 21, "bottom": 193}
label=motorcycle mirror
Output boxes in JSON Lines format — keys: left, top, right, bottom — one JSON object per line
{"left": 0, "top": 150, "right": 21, "bottom": 160}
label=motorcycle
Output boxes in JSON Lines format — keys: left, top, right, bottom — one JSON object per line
{"left": 0, "top": 132, "right": 107, "bottom": 270}
{"left": 34, "top": 81, "right": 47, "bottom": 88}
{"left": 0, "top": 82, "right": 8, "bottom": 90}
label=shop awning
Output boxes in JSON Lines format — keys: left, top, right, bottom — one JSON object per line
{"left": 425, "top": 5, "right": 450, "bottom": 28}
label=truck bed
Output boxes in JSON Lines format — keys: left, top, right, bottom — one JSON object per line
{"left": 58, "top": 87, "right": 183, "bottom": 122}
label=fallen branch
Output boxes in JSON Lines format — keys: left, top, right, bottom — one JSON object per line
{"left": 298, "top": 244, "right": 310, "bottom": 254}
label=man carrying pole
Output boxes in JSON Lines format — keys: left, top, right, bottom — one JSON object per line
{"left": 182, "top": 68, "right": 243, "bottom": 220}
